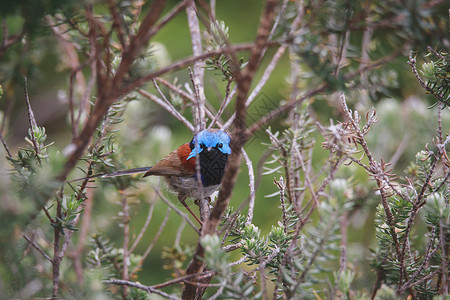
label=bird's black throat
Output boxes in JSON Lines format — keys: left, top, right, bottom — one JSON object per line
{"left": 198, "top": 148, "right": 228, "bottom": 187}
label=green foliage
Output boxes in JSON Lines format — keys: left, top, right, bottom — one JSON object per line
{"left": 421, "top": 48, "right": 450, "bottom": 107}
{"left": 204, "top": 20, "right": 247, "bottom": 81}
{"left": 372, "top": 145, "right": 448, "bottom": 299}
{"left": 56, "top": 194, "right": 85, "bottom": 233}
{"left": 5, "top": 125, "right": 59, "bottom": 217}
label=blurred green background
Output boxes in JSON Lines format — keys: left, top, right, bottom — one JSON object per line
{"left": 0, "top": 0, "right": 448, "bottom": 296}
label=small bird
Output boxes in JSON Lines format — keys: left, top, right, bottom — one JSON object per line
{"left": 143, "top": 129, "right": 231, "bottom": 223}
{"left": 70, "top": 129, "right": 231, "bottom": 224}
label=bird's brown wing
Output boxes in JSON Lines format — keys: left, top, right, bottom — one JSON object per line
{"left": 143, "top": 149, "right": 195, "bottom": 177}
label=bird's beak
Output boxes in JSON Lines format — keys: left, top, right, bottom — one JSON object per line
{"left": 207, "top": 146, "right": 213, "bottom": 152}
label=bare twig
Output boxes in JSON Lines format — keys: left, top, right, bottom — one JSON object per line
{"left": 107, "top": 0, "right": 126, "bottom": 48}
{"left": 0, "top": 18, "right": 25, "bottom": 57}
{"left": 152, "top": 271, "right": 216, "bottom": 289}
{"left": 208, "top": 85, "right": 236, "bottom": 129}
{"left": 22, "top": 234, "right": 53, "bottom": 263}
{"left": 155, "top": 77, "right": 196, "bottom": 102}
{"left": 130, "top": 207, "right": 171, "bottom": 277}
{"left": 174, "top": 219, "right": 186, "bottom": 248}
{"left": 243, "top": 149, "right": 256, "bottom": 226}
{"left": 152, "top": 186, "right": 199, "bottom": 233}
{"left": 52, "top": 189, "right": 63, "bottom": 298}
{"left": 130, "top": 201, "right": 156, "bottom": 253}
{"left": 139, "top": 88, "right": 195, "bottom": 132}
{"left": 121, "top": 192, "right": 130, "bottom": 298}
{"left": 0, "top": 133, "right": 11, "bottom": 157}
{"left": 69, "top": 188, "right": 94, "bottom": 284}
{"left": 105, "top": 279, "right": 181, "bottom": 300}
{"left": 186, "top": 1, "right": 207, "bottom": 131}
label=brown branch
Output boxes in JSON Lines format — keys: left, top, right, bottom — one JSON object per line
{"left": 130, "top": 207, "right": 171, "bottom": 278}
{"left": 186, "top": 0, "right": 207, "bottom": 131}
{"left": 105, "top": 279, "right": 181, "bottom": 300}
{"left": 52, "top": 189, "right": 63, "bottom": 298}
{"left": 107, "top": 0, "right": 126, "bottom": 48}
{"left": 140, "top": 84, "right": 195, "bottom": 131}
{"left": 0, "top": 132, "right": 11, "bottom": 157}
{"left": 129, "top": 201, "right": 155, "bottom": 253}
{"left": 152, "top": 186, "right": 199, "bottom": 233}
{"left": 0, "top": 18, "right": 25, "bottom": 58}
{"left": 22, "top": 234, "right": 53, "bottom": 263}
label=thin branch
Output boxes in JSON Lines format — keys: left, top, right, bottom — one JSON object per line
{"left": 130, "top": 206, "right": 171, "bottom": 277}
{"left": 152, "top": 186, "right": 199, "bottom": 233}
{"left": 0, "top": 19, "right": 25, "bottom": 57}
{"left": 243, "top": 149, "right": 256, "bottom": 226}
{"left": 130, "top": 201, "right": 156, "bottom": 253}
{"left": 105, "top": 279, "right": 181, "bottom": 300}
{"left": 208, "top": 85, "right": 236, "bottom": 129}
{"left": 138, "top": 88, "right": 195, "bottom": 132}
{"left": 155, "top": 77, "right": 197, "bottom": 102}
{"left": 338, "top": 92, "right": 412, "bottom": 287}
{"left": 206, "top": 279, "right": 226, "bottom": 300}
{"left": 121, "top": 192, "right": 130, "bottom": 298}
{"left": 0, "top": 133, "right": 11, "bottom": 157}
{"left": 152, "top": 271, "right": 216, "bottom": 289}
{"left": 174, "top": 219, "right": 186, "bottom": 249}
{"left": 52, "top": 189, "right": 63, "bottom": 298}
{"left": 22, "top": 234, "right": 53, "bottom": 263}
{"left": 107, "top": 0, "right": 126, "bottom": 48}
{"left": 186, "top": 1, "right": 207, "bottom": 131}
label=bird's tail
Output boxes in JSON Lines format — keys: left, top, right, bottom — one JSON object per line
{"left": 67, "top": 166, "right": 152, "bottom": 183}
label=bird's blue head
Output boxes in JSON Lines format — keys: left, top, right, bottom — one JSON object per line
{"left": 187, "top": 129, "right": 231, "bottom": 160}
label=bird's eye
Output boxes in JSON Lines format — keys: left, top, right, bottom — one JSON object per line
{"left": 200, "top": 143, "right": 205, "bottom": 149}
{"left": 218, "top": 143, "right": 223, "bottom": 148}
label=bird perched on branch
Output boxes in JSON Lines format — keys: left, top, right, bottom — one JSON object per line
{"left": 71, "top": 129, "right": 231, "bottom": 224}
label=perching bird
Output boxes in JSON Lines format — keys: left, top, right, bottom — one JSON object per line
{"left": 70, "top": 129, "right": 231, "bottom": 224}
